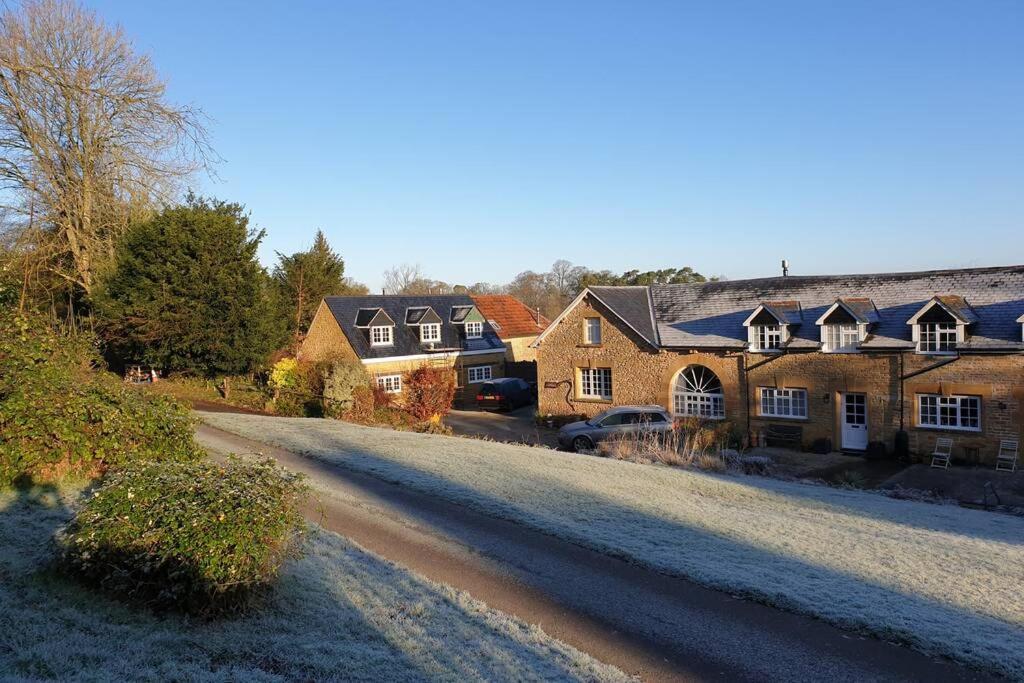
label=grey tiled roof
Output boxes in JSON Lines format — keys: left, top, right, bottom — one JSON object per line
{"left": 588, "top": 286, "right": 659, "bottom": 347}
{"left": 644, "top": 265, "right": 1024, "bottom": 351}
{"left": 324, "top": 295, "right": 505, "bottom": 360}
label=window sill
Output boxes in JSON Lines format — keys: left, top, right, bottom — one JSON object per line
{"left": 916, "top": 425, "right": 981, "bottom": 434}
{"left": 756, "top": 414, "right": 809, "bottom": 422}
{"left": 576, "top": 397, "right": 613, "bottom": 404}
{"left": 748, "top": 348, "right": 783, "bottom": 354}
{"left": 822, "top": 349, "right": 861, "bottom": 354}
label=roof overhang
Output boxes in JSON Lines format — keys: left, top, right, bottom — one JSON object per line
{"left": 743, "top": 302, "right": 802, "bottom": 327}
{"left": 906, "top": 296, "right": 978, "bottom": 325}
{"left": 814, "top": 298, "right": 879, "bottom": 326}
{"left": 354, "top": 307, "right": 396, "bottom": 328}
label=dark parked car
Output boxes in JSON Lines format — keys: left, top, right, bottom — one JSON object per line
{"left": 475, "top": 377, "right": 535, "bottom": 411}
{"left": 557, "top": 405, "right": 673, "bottom": 452}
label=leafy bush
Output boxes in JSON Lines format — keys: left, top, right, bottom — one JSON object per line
{"left": 345, "top": 384, "right": 376, "bottom": 423}
{"left": 321, "top": 360, "right": 369, "bottom": 417}
{"left": 403, "top": 366, "right": 456, "bottom": 421}
{"left": 268, "top": 357, "right": 299, "bottom": 395}
{"left": 59, "top": 458, "right": 309, "bottom": 614}
{"left": 0, "top": 312, "right": 202, "bottom": 486}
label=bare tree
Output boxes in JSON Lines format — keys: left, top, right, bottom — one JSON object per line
{"left": 382, "top": 263, "right": 424, "bottom": 294}
{"left": 0, "top": 0, "right": 214, "bottom": 296}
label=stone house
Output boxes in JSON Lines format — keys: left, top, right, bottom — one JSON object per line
{"left": 300, "top": 295, "right": 508, "bottom": 404}
{"left": 470, "top": 294, "right": 550, "bottom": 362}
{"left": 533, "top": 266, "right": 1024, "bottom": 464}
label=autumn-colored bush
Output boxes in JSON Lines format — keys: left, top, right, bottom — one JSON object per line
{"left": 344, "top": 384, "right": 376, "bottom": 423}
{"left": 0, "top": 312, "right": 202, "bottom": 486}
{"left": 403, "top": 366, "right": 456, "bottom": 421}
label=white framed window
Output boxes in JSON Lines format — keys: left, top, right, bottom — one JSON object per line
{"left": 672, "top": 365, "right": 725, "bottom": 419}
{"left": 584, "top": 318, "right": 602, "bottom": 345}
{"left": 918, "top": 322, "right": 958, "bottom": 353}
{"left": 376, "top": 374, "right": 402, "bottom": 393}
{"left": 467, "top": 365, "right": 492, "bottom": 383}
{"left": 759, "top": 387, "right": 808, "bottom": 419}
{"left": 752, "top": 325, "right": 782, "bottom": 351}
{"left": 823, "top": 324, "right": 861, "bottom": 352}
{"left": 465, "top": 321, "right": 483, "bottom": 339}
{"left": 371, "top": 325, "right": 393, "bottom": 346}
{"left": 918, "top": 394, "right": 980, "bottom": 431}
{"left": 578, "top": 367, "right": 612, "bottom": 400}
{"left": 420, "top": 323, "right": 441, "bottom": 343}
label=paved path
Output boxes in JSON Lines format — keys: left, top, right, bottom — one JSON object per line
{"left": 445, "top": 405, "right": 558, "bottom": 446}
{"left": 196, "top": 423, "right": 991, "bottom": 683}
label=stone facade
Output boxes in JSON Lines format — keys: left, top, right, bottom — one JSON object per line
{"left": 537, "top": 292, "right": 1024, "bottom": 464}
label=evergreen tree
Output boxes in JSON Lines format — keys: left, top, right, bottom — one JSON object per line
{"left": 96, "top": 195, "right": 283, "bottom": 376}
{"left": 273, "top": 230, "right": 358, "bottom": 343}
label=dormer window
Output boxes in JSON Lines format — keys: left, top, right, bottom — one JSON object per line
{"left": 918, "top": 322, "right": 957, "bottom": 353}
{"left": 815, "top": 298, "right": 876, "bottom": 353}
{"left": 371, "top": 325, "right": 393, "bottom": 346}
{"left": 754, "top": 324, "right": 782, "bottom": 351}
{"left": 420, "top": 323, "right": 441, "bottom": 343}
{"left": 1017, "top": 313, "right": 1024, "bottom": 341}
{"left": 907, "top": 296, "right": 975, "bottom": 355}
{"left": 823, "top": 324, "right": 860, "bottom": 352}
{"left": 465, "top": 321, "right": 483, "bottom": 339}
{"left": 744, "top": 301, "right": 800, "bottom": 353}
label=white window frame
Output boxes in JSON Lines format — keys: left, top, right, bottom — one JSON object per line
{"left": 751, "top": 324, "right": 783, "bottom": 352}
{"left": 467, "top": 365, "right": 492, "bottom": 383}
{"left": 822, "top": 323, "right": 861, "bottom": 353}
{"left": 918, "top": 394, "right": 980, "bottom": 432}
{"left": 672, "top": 366, "right": 725, "bottom": 420}
{"left": 376, "top": 374, "right": 402, "bottom": 394}
{"left": 371, "top": 325, "right": 393, "bottom": 346}
{"left": 917, "top": 322, "right": 958, "bottom": 354}
{"left": 759, "top": 387, "right": 808, "bottom": 419}
{"left": 420, "top": 323, "right": 441, "bottom": 343}
{"left": 465, "top": 321, "right": 483, "bottom": 339}
{"left": 584, "top": 317, "right": 602, "bottom": 345}
{"left": 578, "top": 367, "right": 612, "bottom": 400}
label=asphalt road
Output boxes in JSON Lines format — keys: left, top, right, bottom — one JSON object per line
{"left": 196, "top": 422, "right": 992, "bottom": 683}
{"left": 445, "top": 405, "right": 559, "bottom": 447}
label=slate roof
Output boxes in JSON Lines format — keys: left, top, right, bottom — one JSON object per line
{"left": 323, "top": 295, "right": 505, "bottom": 360}
{"left": 643, "top": 265, "right": 1024, "bottom": 352}
{"left": 588, "top": 286, "right": 659, "bottom": 347}
{"left": 471, "top": 295, "right": 550, "bottom": 339}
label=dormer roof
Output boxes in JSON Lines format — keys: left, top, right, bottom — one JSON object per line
{"left": 815, "top": 297, "right": 880, "bottom": 326}
{"left": 405, "top": 306, "right": 442, "bottom": 326}
{"left": 906, "top": 295, "right": 979, "bottom": 325}
{"left": 355, "top": 308, "right": 395, "bottom": 328}
{"left": 743, "top": 301, "right": 803, "bottom": 327}
{"left": 450, "top": 305, "right": 485, "bottom": 324}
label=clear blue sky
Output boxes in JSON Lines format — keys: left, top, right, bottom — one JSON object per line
{"left": 90, "top": 0, "right": 1023, "bottom": 291}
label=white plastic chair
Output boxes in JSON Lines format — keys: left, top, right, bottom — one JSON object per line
{"left": 930, "top": 438, "right": 953, "bottom": 469}
{"left": 996, "top": 440, "right": 1019, "bottom": 473}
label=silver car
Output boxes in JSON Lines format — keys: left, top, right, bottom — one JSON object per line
{"left": 557, "top": 405, "right": 673, "bottom": 452}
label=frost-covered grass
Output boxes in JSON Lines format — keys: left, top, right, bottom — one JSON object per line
{"left": 0, "top": 485, "right": 626, "bottom": 682}
{"left": 200, "top": 412, "right": 1024, "bottom": 679}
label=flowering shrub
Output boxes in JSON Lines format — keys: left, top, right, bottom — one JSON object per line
{"left": 403, "top": 366, "right": 456, "bottom": 421}
{"left": 59, "top": 458, "right": 309, "bottom": 614}
{"left": 0, "top": 312, "right": 202, "bottom": 486}
{"left": 268, "top": 357, "right": 299, "bottom": 394}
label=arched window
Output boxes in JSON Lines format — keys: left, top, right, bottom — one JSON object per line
{"left": 673, "top": 365, "right": 725, "bottom": 419}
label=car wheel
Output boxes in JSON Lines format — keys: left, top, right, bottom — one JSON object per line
{"left": 572, "top": 436, "right": 593, "bottom": 453}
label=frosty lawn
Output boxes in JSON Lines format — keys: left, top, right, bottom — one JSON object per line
{"left": 200, "top": 412, "right": 1024, "bottom": 679}
{"left": 0, "top": 485, "right": 626, "bottom": 682}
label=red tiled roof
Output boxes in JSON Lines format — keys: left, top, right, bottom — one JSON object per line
{"left": 471, "top": 295, "right": 549, "bottom": 339}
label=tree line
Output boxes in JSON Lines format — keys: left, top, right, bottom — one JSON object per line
{"left": 381, "top": 260, "right": 717, "bottom": 320}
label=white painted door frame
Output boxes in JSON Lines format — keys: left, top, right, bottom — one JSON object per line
{"left": 841, "top": 392, "right": 869, "bottom": 451}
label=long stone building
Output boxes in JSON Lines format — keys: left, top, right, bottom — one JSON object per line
{"left": 533, "top": 265, "right": 1024, "bottom": 464}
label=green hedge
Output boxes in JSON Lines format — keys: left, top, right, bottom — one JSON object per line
{"left": 0, "top": 312, "right": 202, "bottom": 485}
{"left": 59, "top": 458, "right": 309, "bottom": 614}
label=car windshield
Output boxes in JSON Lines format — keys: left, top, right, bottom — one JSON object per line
{"left": 586, "top": 409, "right": 614, "bottom": 426}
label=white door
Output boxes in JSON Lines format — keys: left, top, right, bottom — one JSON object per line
{"left": 841, "top": 393, "right": 868, "bottom": 451}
